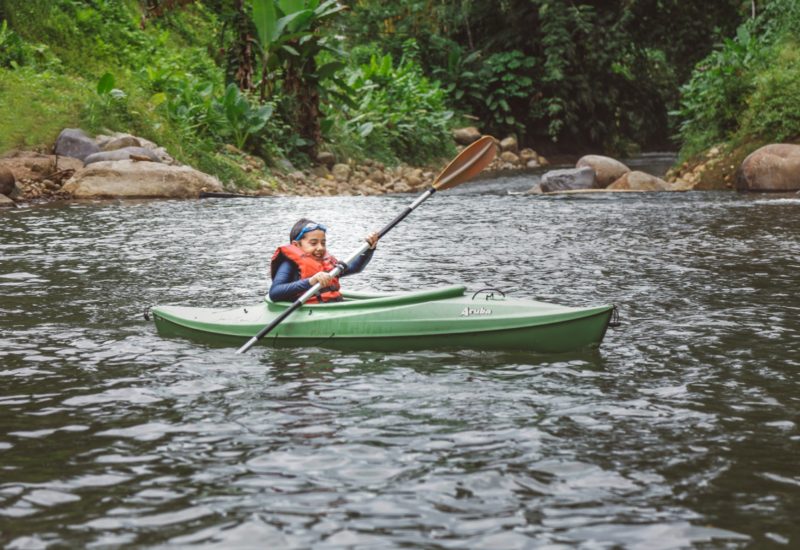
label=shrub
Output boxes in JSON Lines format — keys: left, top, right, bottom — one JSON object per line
{"left": 324, "top": 44, "right": 454, "bottom": 165}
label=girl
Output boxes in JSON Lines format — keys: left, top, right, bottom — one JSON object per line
{"left": 269, "top": 218, "right": 379, "bottom": 303}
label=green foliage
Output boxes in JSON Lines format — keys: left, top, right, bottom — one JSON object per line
{"left": 0, "top": 19, "right": 30, "bottom": 68}
{"left": 739, "top": 43, "right": 800, "bottom": 142}
{"left": 0, "top": 66, "right": 87, "bottom": 151}
{"left": 343, "top": 0, "right": 746, "bottom": 153}
{"left": 213, "top": 83, "right": 274, "bottom": 149}
{"left": 675, "top": 0, "right": 800, "bottom": 159}
{"left": 324, "top": 45, "right": 454, "bottom": 165}
{"left": 673, "top": 26, "right": 761, "bottom": 158}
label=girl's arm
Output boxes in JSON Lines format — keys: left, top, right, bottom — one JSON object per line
{"left": 342, "top": 247, "right": 374, "bottom": 276}
{"left": 268, "top": 260, "right": 311, "bottom": 301}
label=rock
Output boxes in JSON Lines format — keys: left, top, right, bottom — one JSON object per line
{"left": 332, "top": 163, "right": 351, "bottom": 181}
{"left": 62, "top": 160, "right": 223, "bottom": 199}
{"left": 540, "top": 166, "right": 596, "bottom": 192}
{"left": 524, "top": 183, "right": 543, "bottom": 194}
{"left": 274, "top": 157, "right": 295, "bottom": 173}
{"left": 54, "top": 128, "right": 100, "bottom": 161}
{"left": 519, "top": 148, "right": 538, "bottom": 164}
{"left": 405, "top": 175, "right": 422, "bottom": 187}
{"left": 499, "top": 136, "right": 518, "bottom": 154}
{"left": 737, "top": 144, "right": 800, "bottom": 192}
{"left": 500, "top": 151, "right": 520, "bottom": 164}
{"left": 368, "top": 169, "right": 386, "bottom": 184}
{"left": 84, "top": 147, "right": 162, "bottom": 165}
{"left": 526, "top": 159, "right": 540, "bottom": 169}
{"left": 0, "top": 193, "right": 16, "bottom": 207}
{"left": 576, "top": 155, "right": 630, "bottom": 188}
{"left": 452, "top": 126, "right": 481, "bottom": 145}
{"left": 309, "top": 165, "right": 330, "bottom": 178}
{"left": 392, "top": 180, "right": 412, "bottom": 193}
{"left": 607, "top": 170, "right": 671, "bottom": 191}
{"left": 316, "top": 151, "right": 336, "bottom": 168}
{"left": 0, "top": 154, "right": 83, "bottom": 181}
{"left": 101, "top": 135, "right": 141, "bottom": 151}
{"left": 0, "top": 166, "right": 14, "bottom": 195}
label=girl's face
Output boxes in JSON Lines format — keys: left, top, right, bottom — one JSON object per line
{"left": 294, "top": 229, "right": 327, "bottom": 260}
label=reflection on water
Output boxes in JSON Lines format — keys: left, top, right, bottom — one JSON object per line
{"left": 1, "top": 179, "right": 798, "bottom": 547}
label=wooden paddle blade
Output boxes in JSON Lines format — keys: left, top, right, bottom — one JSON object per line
{"left": 433, "top": 135, "right": 497, "bottom": 191}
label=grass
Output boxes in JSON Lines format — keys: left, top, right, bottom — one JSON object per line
{"left": 0, "top": 67, "right": 88, "bottom": 151}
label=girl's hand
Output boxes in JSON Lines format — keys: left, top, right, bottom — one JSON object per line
{"left": 365, "top": 231, "right": 379, "bottom": 250}
{"left": 309, "top": 272, "right": 333, "bottom": 287}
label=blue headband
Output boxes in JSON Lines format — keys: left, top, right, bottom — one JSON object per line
{"left": 293, "top": 222, "right": 327, "bottom": 242}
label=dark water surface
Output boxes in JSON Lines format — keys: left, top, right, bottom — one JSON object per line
{"left": 1, "top": 174, "right": 798, "bottom": 548}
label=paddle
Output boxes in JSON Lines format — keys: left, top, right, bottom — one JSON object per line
{"left": 235, "top": 135, "right": 497, "bottom": 354}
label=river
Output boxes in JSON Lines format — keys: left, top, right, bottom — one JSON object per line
{"left": 1, "top": 164, "right": 798, "bottom": 547}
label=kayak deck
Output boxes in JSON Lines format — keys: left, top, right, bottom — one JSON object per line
{"left": 151, "top": 285, "right": 614, "bottom": 352}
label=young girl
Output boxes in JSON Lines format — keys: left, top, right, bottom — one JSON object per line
{"left": 269, "top": 218, "right": 379, "bottom": 303}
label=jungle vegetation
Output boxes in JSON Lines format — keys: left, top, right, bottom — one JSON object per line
{"left": 0, "top": 0, "right": 798, "bottom": 186}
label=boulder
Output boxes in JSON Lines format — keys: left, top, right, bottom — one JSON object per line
{"left": 499, "top": 136, "right": 518, "bottom": 154}
{"left": 452, "top": 126, "right": 481, "bottom": 145}
{"left": 0, "top": 166, "right": 14, "bottom": 195}
{"left": 84, "top": 147, "right": 162, "bottom": 165}
{"left": 54, "top": 128, "right": 100, "bottom": 161}
{"left": 737, "top": 144, "right": 800, "bottom": 192}
{"left": 576, "top": 155, "right": 630, "bottom": 188}
{"left": 101, "top": 135, "right": 141, "bottom": 151}
{"left": 62, "top": 160, "right": 223, "bottom": 199}
{"left": 540, "top": 166, "right": 596, "bottom": 192}
{"left": 608, "top": 170, "right": 671, "bottom": 191}
{"left": 0, "top": 193, "right": 16, "bottom": 207}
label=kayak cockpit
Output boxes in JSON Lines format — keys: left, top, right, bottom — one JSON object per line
{"left": 265, "top": 284, "right": 468, "bottom": 311}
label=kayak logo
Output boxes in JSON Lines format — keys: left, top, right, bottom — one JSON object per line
{"left": 460, "top": 306, "right": 492, "bottom": 317}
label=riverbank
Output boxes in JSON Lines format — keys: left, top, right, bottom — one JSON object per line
{"left": 0, "top": 128, "right": 547, "bottom": 205}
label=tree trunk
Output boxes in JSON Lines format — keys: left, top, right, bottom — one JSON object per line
{"left": 231, "top": 0, "right": 254, "bottom": 92}
{"left": 284, "top": 55, "right": 321, "bottom": 159}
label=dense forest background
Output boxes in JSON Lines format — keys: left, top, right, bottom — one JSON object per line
{"left": 1, "top": 0, "right": 799, "bottom": 188}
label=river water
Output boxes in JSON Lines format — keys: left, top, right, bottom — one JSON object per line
{"left": 1, "top": 167, "right": 798, "bottom": 548}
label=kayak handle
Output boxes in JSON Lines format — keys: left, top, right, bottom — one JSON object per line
{"left": 609, "top": 305, "right": 622, "bottom": 328}
{"left": 471, "top": 288, "right": 507, "bottom": 301}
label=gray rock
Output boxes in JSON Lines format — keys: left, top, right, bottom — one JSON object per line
{"left": 84, "top": 147, "right": 162, "bottom": 165}
{"left": 54, "top": 128, "right": 100, "bottom": 161}
{"left": 540, "top": 166, "right": 596, "bottom": 192}
{"left": 0, "top": 193, "right": 16, "bottom": 207}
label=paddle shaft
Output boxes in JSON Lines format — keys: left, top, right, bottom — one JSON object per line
{"left": 235, "top": 186, "right": 437, "bottom": 354}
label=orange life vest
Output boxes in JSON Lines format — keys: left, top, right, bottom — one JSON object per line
{"left": 270, "top": 244, "right": 342, "bottom": 303}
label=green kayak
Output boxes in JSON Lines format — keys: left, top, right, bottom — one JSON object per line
{"left": 151, "top": 286, "right": 614, "bottom": 353}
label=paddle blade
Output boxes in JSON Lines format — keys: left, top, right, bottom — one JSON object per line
{"left": 433, "top": 135, "right": 497, "bottom": 191}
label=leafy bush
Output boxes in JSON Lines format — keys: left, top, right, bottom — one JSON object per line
{"left": 324, "top": 45, "right": 454, "bottom": 165}
{"left": 739, "top": 42, "right": 800, "bottom": 142}
{"left": 673, "top": 26, "right": 763, "bottom": 158}
{"left": 675, "top": 0, "right": 800, "bottom": 158}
